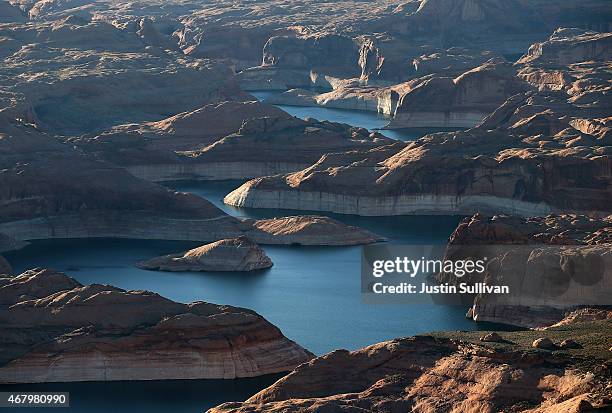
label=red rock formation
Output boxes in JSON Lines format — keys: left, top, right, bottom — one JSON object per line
{"left": 0, "top": 268, "right": 313, "bottom": 383}
{"left": 209, "top": 330, "right": 611, "bottom": 413}
{"left": 441, "top": 214, "right": 612, "bottom": 328}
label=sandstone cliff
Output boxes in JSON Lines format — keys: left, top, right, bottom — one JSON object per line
{"left": 0, "top": 268, "right": 313, "bottom": 383}
{"left": 440, "top": 214, "right": 612, "bottom": 328}
{"left": 225, "top": 29, "right": 612, "bottom": 217}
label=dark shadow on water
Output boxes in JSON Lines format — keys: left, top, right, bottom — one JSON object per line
{"left": 0, "top": 374, "right": 283, "bottom": 413}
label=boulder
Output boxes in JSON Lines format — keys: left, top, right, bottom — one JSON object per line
{"left": 559, "top": 339, "right": 582, "bottom": 349}
{"left": 532, "top": 337, "right": 555, "bottom": 350}
{"left": 479, "top": 332, "right": 503, "bottom": 342}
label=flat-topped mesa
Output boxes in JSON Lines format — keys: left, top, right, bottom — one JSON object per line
{"left": 209, "top": 322, "right": 612, "bottom": 413}
{"left": 439, "top": 214, "right": 612, "bottom": 328}
{"left": 388, "top": 60, "right": 532, "bottom": 129}
{"left": 0, "top": 268, "right": 313, "bottom": 383}
{"left": 224, "top": 126, "right": 612, "bottom": 216}
{"left": 137, "top": 237, "right": 273, "bottom": 272}
{"left": 245, "top": 215, "right": 385, "bottom": 246}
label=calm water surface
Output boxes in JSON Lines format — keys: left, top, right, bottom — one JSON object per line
{"left": 5, "top": 104, "right": 473, "bottom": 412}
{"left": 7, "top": 180, "right": 475, "bottom": 356}
{"left": 250, "top": 90, "right": 460, "bottom": 141}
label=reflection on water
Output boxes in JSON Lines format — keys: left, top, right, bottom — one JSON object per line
{"left": 249, "top": 90, "right": 461, "bottom": 141}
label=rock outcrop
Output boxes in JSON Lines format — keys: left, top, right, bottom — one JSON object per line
{"left": 0, "top": 16, "right": 247, "bottom": 135}
{"left": 137, "top": 237, "right": 273, "bottom": 272}
{"left": 70, "top": 100, "right": 395, "bottom": 182}
{"left": 0, "top": 268, "right": 313, "bottom": 383}
{"left": 0, "top": 116, "right": 382, "bottom": 248}
{"left": 389, "top": 61, "right": 531, "bottom": 128}
{"left": 224, "top": 127, "right": 611, "bottom": 216}
{"left": 225, "top": 28, "right": 612, "bottom": 217}
{"left": 441, "top": 214, "right": 612, "bottom": 328}
{"left": 210, "top": 321, "right": 612, "bottom": 413}
{"left": 168, "top": 116, "right": 394, "bottom": 181}
{"left": 245, "top": 216, "right": 385, "bottom": 246}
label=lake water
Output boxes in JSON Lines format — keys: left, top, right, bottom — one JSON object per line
{"left": 4, "top": 103, "right": 474, "bottom": 412}
{"left": 6, "top": 180, "right": 475, "bottom": 356}
{"left": 250, "top": 90, "right": 460, "bottom": 141}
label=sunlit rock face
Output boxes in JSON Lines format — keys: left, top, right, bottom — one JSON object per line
{"left": 137, "top": 236, "right": 274, "bottom": 272}
{"left": 68, "top": 101, "right": 395, "bottom": 182}
{"left": 225, "top": 26, "right": 612, "bottom": 218}
{"left": 209, "top": 328, "right": 612, "bottom": 413}
{"left": 0, "top": 268, "right": 314, "bottom": 383}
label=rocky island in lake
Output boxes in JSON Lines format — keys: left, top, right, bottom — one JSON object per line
{"left": 137, "top": 236, "right": 273, "bottom": 272}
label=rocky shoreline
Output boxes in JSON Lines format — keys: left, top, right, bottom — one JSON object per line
{"left": 0, "top": 269, "right": 313, "bottom": 383}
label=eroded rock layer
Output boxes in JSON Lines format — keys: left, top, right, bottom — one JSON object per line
{"left": 440, "top": 214, "right": 612, "bottom": 328}
{"left": 0, "top": 268, "right": 313, "bottom": 383}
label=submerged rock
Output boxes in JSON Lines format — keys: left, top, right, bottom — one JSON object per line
{"left": 137, "top": 237, "right": 273, "bottom": 272}
{"left": 0, "top": 269, "right": 313, "bottom": 383}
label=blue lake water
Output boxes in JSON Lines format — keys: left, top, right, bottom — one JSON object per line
{"left": 6, "top": 180, "right": 476, "bottom": 356}
{"left": 4, "top": 104, "right": 474, "bottom": 412}
{"left": 249, "top": 90, "right": 460, "bottom": 141}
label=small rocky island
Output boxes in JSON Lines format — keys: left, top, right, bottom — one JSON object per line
{"left": 137, "top": 236, "right": 273, "bottom": 272}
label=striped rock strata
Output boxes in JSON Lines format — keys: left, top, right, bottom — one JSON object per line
{"left": 0, "top": 268, "right": 313, "bottom": 383}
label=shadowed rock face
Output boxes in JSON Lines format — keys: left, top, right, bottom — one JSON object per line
{"left": 0, "top": 268, "right": 314, "bottom": 383}
{"left": 137, "top": 236, "right": 273, "bottom": 272}
{"left": 0, "top": 116, "right": 382, "bottom": 247}
{"left": 389, "top": 60, "right": 531, "bottom": 128}
{"left": 439, "top": 214, "right": 612, "bottom": 328}
{"left": 209, "top": 325, "right": 612, "bottom": 413}
{"left": 0, "top": 12, "right": 251, "bottom": 135}
{"left": 0, "top": 116, "right": 247, "bottom": 243}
